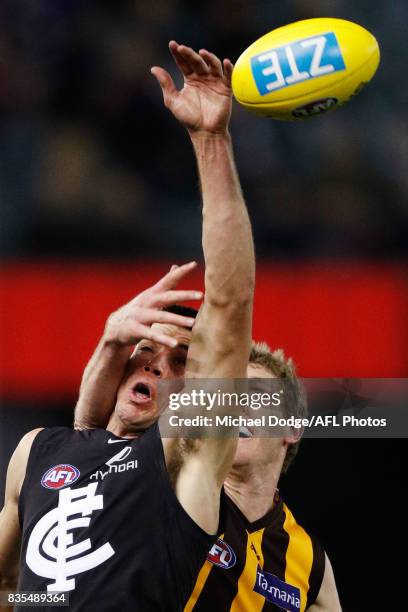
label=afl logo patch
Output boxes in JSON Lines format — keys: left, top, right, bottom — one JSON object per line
{"left": 207, "top": 538, "right": 236, "bottom": 569}
{"left": 41, "top": 464, "right": 80, "bottom": 490}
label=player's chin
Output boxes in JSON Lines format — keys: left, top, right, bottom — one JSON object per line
{"left": 123, "top": 401, "right": 159, "bottom": 428}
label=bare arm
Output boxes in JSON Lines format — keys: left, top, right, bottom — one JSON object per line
{"left": 0, "top": 429, "right": 42, "bottom": 602}
{"left": 188, "top": 129, "right": 254, "bottom": 376}
{"left": 153, "top": 43, "right": 255, "bottom": 532}
{"left": 74, "top": 340, "right": 132, "bottom": 430}
{"left": 308, "top": 553, "right": 342, "bottom": 611}
{"left": 74, "top": 263, "right": 202, "bottom": 429}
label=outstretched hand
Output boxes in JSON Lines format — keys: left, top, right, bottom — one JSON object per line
{"left": 151, "top": 41, "right": 233, "bottom": 135}
{"left": 104, "top": 261, "right": 202, "bottom": 348}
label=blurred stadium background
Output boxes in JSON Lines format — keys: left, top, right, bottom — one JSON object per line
{"left": 1, "top": 1, "right": 407, "bottom": 609}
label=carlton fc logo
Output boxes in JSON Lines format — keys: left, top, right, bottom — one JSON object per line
{"left": 207, "top": 538, "right": 236, "bottom": 569}
{"left": 41, "top": 464, "right": 80, "bottom": 490}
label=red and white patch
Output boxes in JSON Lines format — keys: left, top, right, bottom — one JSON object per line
{"left": 207, "top": 538, "right": 236, "bottom": 569}
{"left": 41, "top": 464, "right": 80, "bottom": 490}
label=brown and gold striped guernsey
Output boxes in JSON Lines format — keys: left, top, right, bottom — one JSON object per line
{"left": 185, "top": 490, "right": 325, "bottom": 612}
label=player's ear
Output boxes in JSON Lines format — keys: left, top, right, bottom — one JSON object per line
{"left": 284, "top": 425, "right": 303, "bottom": 445}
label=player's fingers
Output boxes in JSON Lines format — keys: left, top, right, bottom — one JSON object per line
{"left": 155, "top": 261, "right": 198, "bottom": 290}
{"left": 151, "top": 66, "right": 177, "bottom": 106}
{"left": 156, "top": 289, "right": 203, "bottom": 305}
{"left": 199, "top": 49, "right": 223, "bottom": 77}
{"left": 223, "top": 59, "right": 234, "bottom": 86}
{"left": 165, "top": 261, "right": 198, "bottom": 287}
{"left": 169, "top": 40, "right": 194, "bottom": 76}
{"left": 140, "top": 308, "right": 196, "bottom": 328}
{"left": 177, "top": 45, "right": 210, "bottom": 76}
{"left": 150, "top": 331, "right": 179, "bottom": 348}
{"left": 138, "top": 324, "right": 178, "bottom": 348}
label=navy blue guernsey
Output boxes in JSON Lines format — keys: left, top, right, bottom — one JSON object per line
{"left": 17, "top": 425, "right": 216, "bottom": 611}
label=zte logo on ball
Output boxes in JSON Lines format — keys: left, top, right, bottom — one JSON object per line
{"left": 251, "top": 32, "right": 346, "bottom": 94}
{"left": 41, "top": 464, "right": 80, "bottom": 490}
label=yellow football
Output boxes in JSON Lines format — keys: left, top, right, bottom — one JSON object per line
{"left": 231, "top": 18, "right": 380, "bottom": 120}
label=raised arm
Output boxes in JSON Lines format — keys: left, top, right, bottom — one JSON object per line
{"left": 152, "top": 42, "right": 255, "bottom": 379}
{"left": 74, "top": 263, "right": 202, "bottom": 429}
{"left": 153, "top": 43, "right": 255, "bottom": 533}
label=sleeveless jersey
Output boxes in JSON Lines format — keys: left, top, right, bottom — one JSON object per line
{"left": 185, "top": 490, "right": 325, "bottom": 611}
{"left": 17, "top": 426, "right": 215, "bottom": 612}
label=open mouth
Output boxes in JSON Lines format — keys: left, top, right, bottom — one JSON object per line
{"left": 131, "top": 382, "right": 152, "bottom": 404}
{"left": 239, "top": 426, "right": 253, "bottom": 439}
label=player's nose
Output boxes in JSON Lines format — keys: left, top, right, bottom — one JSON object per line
{"left": 143, "top": 351, "right": 170, "bottom": 378}
{"left": 143, "top": 363, "right": 162, "bottom": 377}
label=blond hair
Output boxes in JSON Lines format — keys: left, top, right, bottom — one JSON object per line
{"left": 249, "top": 341, "right": 307, "bottom": 473}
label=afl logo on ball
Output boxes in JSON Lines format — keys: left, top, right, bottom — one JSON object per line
{"left": 41, "top": 464, "right": 80, "bottom": 490}
{"left": 292, "top": 97, "right": 338, "bottom": 118}
{"left": 208, "top": 538, "right": 236, "bottom": 569}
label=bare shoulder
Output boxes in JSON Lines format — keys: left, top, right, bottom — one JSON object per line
{"left": 8, "top": 428, "right": 44, "bottom": 499}
{"left": 308, "top": 552, "right": 342, "bottom": 611}
{"left": 0, "top": 429, "right": 42, "bottom": 588}
{"left": 14, "top": 428, "right": 43, "bottom": 459}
